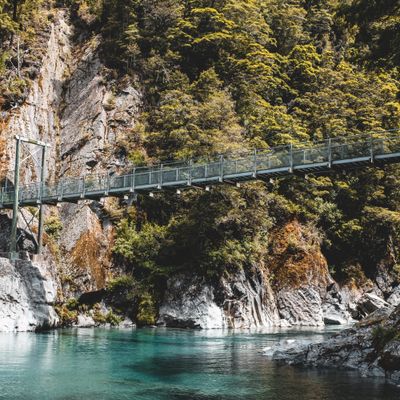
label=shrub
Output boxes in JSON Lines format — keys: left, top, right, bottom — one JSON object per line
{"left": 107, "top": 275, "right": 137, "bottom": 294}
{"left": 136, "top": 292, "right": 157, "bottom": 326}
{"left": 55, "top": 305, "right": 78, "bottom": 326}
{"left": 65, "top": 298, "right": 79, "bottom": 311}
{"left": 105, "top": 311, "right": 122, "bottom": 326}
{"left": 44, "top": 215, "right": 63, "bottom": 240}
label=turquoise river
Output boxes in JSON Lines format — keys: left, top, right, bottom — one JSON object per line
{"left": 0, "top": 328, "right": 399, "bottom": 400}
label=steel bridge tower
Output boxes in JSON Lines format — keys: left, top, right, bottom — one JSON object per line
{"left": 9, "top": 136, "right": 50, "bottom": 258}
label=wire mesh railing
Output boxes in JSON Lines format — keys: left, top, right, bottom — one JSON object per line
{"left": 1, "top": 130, "right": 400, "bottom": 207}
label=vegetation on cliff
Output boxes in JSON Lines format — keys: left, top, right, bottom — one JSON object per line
{"left": 103, "top": 0, "right": 400, "bottom": 292}
{"left": 1, "top": 1, "right": 400, "bottom": 301}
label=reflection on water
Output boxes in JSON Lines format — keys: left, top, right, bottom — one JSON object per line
{"left": 0, "top": 327, "right": 398, "bottom": 400}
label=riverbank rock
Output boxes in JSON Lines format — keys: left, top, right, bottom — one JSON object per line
{"left": 0, "top": 257, "right": 58, "bottom": 332}
{"left": 157, "top": 275, "right": 225, "bottom": 329}
{"left": 357, "top": 293, "right": 390, "bottom": 317}
{"left": 118, "top": 318, "right": 136, "bottom": 328}
{"left": 75, "top": 314, "right": 96, "bottom": 328}
{"left": 157, "top": 265, "right": 363, "bottom": 329}
{"left": 272, "top": 305, "right": 400, "bottom": 385}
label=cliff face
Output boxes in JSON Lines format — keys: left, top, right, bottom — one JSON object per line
{"left": 0, "top": 8, "right": 141, "bottom": 330}
{"left": 0, "top": 6, "right": 399, "bottom": 331}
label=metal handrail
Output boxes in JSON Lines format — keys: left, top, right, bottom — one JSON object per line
{"left": 1, "top": 130, "right": 399, "bottom": 206}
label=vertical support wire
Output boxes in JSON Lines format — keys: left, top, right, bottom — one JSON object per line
{"left": 328, "top": 138, "right": 332, "bottom": 168}
{"left": 253, "top": 149, "right": 257, "bottom": 178}
{"left": 370, "top": 132, "right": 374, "bottom": 162}
{"left": 289, "top": 143, "right": 293, "bottom": 172}
{"left": 188, "top": 159, "right": 193, "bottom": 186}
{"left": 219, "top": 155, "right": 224, "bottom": 182}
{"left": 130, "top": 168, "right": 135, "bottom": 193}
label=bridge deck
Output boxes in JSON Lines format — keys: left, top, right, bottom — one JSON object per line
{"left": 1, "top": 133, "right": 400, "bottom": 208}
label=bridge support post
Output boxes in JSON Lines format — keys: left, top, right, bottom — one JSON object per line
{"left": 9, "top": 136, "right": 50, "bottom": 258}
{"left": 10, "top": 137, "right": 21, "bottom": 256}
{"left": 37, "top": 145, "right": 47, "bottom": 255}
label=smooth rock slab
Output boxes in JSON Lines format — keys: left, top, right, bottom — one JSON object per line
{"left": 0, "top": 257, "right": 58, "bottom": 332}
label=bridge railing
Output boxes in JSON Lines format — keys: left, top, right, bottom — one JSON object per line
{"left": 1, "top": 130, "right": 400, "bottom": 206}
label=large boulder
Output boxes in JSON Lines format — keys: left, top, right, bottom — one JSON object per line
{"left": 157, "top": 267, "right": 282, "bottom": 329}
{"left": 157, "top": 275, "right": 225, "bottom": 329}
{"left": 357, "top": 292, "right": 390, "bottom": 317}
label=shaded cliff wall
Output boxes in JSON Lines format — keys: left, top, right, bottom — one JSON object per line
{"left": 0, "top": 8, "right": 141, "bottom": 307}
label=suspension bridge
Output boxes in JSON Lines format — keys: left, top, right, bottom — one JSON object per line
{"left": 1, "top": 131, "right": 400, "bottom": 256}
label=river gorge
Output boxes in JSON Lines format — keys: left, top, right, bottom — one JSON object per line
{"left": 1, "top": 1, "right": 400, "bottom": 398}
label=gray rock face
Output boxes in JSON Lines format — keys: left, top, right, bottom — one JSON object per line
{"left": 322, "top": 284, "right": 357, "bottom": 325}
{"left": 0, "top": 257, "right": 58, "bottom": 331}
{"left": 118, "top": 318, "right": 136, "bottom": 328}
{"left": 158, "top": 269, "right": 349, "bottom": 329}
{"left": 272, "top": 305, "right": 400, "bottom": 385}
{"left": 357, "top": 293, "right": 390, "bottom": 318}
{"left": 158, "top": 268, "right": 284, "bottom": 329}
{"left": 75, "top": 314, "right": 96, "bottom": 328}
{"left": 277, "top": 286, "right": 325, "bottom": 326}
{"left": 158, "top": 268, "right": 398, "bottom": 329}
{"left": 3, "top": 12, "right": 72, "bottom": 184}
{"left": 219, "top": 268, "right": 281, "bottom": 328}
{"left": 387, "top": 286, "right": 400, "bottom": 307}
{"left": 158, "top": 275, "right": 225, "bottom": 329}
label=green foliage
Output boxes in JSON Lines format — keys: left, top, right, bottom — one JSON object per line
{"left": 44, "top": 215, "right": 63, "bottom": 240}
{"left": 145, "top": 69, "right": 244, "bottom": 160}
{"left": 105, "top": 310, "right": 123, "bottom": 325}
{"left": 65, "top": 298, "right": 79, "bottom": 311}
{"left": 92, "top": 304, "right": 123, "bottom": 325}
{"left": 114, "top": 220, "right": 168, "bottom": 275}
{"left": 55, "top": 304, "right": 78, "bottom": 326}
{"left": 114, "top": 185, "right": 273, "bottom": 279}
{"left": 136, "top": 291, "right": 156, "bottom": 326}
{"left": 0, "top": 0, "right": 46, "bottom": 109}
{"left": 339, "top": 0, "right": 400, "bottom": 68}
{"left": 6, "top": 0, "right": 400, "bottom": 293}
{"left": 106, "top": 275, "right": 136, "bottom": 294}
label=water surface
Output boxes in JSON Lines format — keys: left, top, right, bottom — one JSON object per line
{"left": 0, "top": 328, "right": 398, "bottom": 400}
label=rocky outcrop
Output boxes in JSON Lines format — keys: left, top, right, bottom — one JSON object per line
{"left": 219, "top": 267, "right": 282, "bottom": 328}
{"left": 158, "top": 275, "right": 226, "bottom": 329}
{"left": 357, "top": 292, "right": 390, "bottom": 318}
{"left": 272, "top": 305, "right": 400, "bottom": 385}
{"left": 0, "top": 257, "right": 58, "bottom": 331}
{"left": 157, "top": 221, "right": 366, "bottom": 329}
{"left": 158, "top": 267, "right": 287, "bottom": 329}
{"left": 277, "top": 286, "right": 325, "bottom": 326}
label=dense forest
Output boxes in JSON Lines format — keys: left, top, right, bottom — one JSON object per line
{"left": 1, "top": 0, "right": 400, "bottom": 322}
